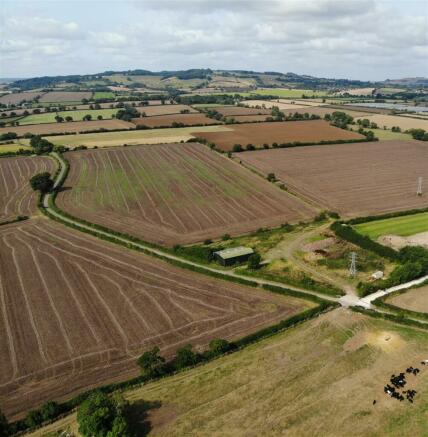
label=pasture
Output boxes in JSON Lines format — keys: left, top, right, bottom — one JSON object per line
{"left": 238, "top": 140, "right": 428, "bottom": 217}
{"left": 0, "top": 218, "right": 312, "bottom": 419}
{"left": 131, "top": 113, "right": 219, "bottom": 128}
{"left": 386, "top": 285, "right": 428, "bottom": 314}
{"left": 19, "top": 109, "right": 118, "bottom": 125}
{"left": 57, "top": 143, "right": 316, "bottom": 246}
{"left": 0, "top": 155, "right": 55, "bottom": 222}
{"left": 193, "top": 120, "right": 364, "bottom": 151}
{"left": 355, "top": 212, "right": 428, "bottom": 239}
{"left": 92, "top": 91, "right": 115, "bottom": 99}
{"left": 38, "top": 91, "right": 93, "bottom": 103}
{"left": 42, "top": 125, "right": 231, "bottom": 148}
{"left": 28, "top": 309, "right": 428, "bottom": 436}
{"left": 0, "top": 119, "right": 134, "bottom": 137}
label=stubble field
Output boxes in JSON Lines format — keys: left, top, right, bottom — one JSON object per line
{"left": 0, "top": 156, "right": 55, "bottom": 222}
{"left": 38, "top": 91, "right": 93, "bottom": 103}
{"left": 238, "top": 140, "right": 428, "bottom": 217}
{"left": 193, "top": 120, "right": 364, "bottom": 151}
{"left": 386, "top": 285, "right": 428, "bottom": 314}
{"left": 57, "top": 143, "right": 316, "bottom": 246}
{"left": 136, "top": 104, "right": 198, "bottom": 116}
{"left": 0, "top": 219, "right": 312, "bottom": 419}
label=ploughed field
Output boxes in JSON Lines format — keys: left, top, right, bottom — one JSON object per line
{"left": 132, "top": 113, "right": 219, "bottom": 128}
{"left": 193, "top": 120, "right": 364, "bottom": 151}
{"left": 0, "top": 156, "right": 55, "bottom": 222}
{"left": 214, "top": 106, "right": 272, "bottom": 116}
{"left": 57, "top": 143, "right": 316, "bottom": 246}
{"left": 0, "top": 119, "right": 134, "bottom": 137}
{"left": 0, "top": 219, "right": 311, "bottom": 419}
{"left": 238, "top": 140, "right": 428, "bottom": 217}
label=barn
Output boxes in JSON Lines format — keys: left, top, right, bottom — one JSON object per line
{"left": 214, "top": 246, "right": 254, "bottom": 266}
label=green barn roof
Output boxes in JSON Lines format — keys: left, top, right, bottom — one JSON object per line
{"left": 214, "top": 246, "right": 254, "bottom": 260}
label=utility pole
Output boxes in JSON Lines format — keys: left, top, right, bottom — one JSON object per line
{"left": 349, "top": 252, "right": 357, "bottom": 278}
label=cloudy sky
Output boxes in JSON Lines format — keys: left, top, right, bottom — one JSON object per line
{"left": 1, "top": 0, "right": 427, "bottom": 80}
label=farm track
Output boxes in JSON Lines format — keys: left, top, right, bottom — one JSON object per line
{"left": 57, "top": 143, "right": 316, "bottom": 246}
{"left": 0, "top": 155, "right": 55, "bottom": 222}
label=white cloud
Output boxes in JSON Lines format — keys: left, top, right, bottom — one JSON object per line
{"left": 1, "top": 0, "right": 427, "bottom": 80}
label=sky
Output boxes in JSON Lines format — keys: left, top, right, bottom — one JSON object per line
{"left": 1, "top": 0, "right": 427, "bottom": 81}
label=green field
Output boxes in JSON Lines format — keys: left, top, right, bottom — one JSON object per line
{"left": 19, "top": 108, "right": 118, "bottom": 125}
{"left": 27, "top": 309, "right": 428, "bottom": 437}
{"left": 355, "top": 211, "right": 428, "bottom": 239}
{"left": 92, "top": 91, "right": 115, "bottom": 99}
{"left": 36, "top": 125, "right": 232, "bottom": 148}
{"left": 0, "top": 142, "right": 30, "bottom": 153}
{"left": 348, "top": 127, "right": 412, "bottom": 141}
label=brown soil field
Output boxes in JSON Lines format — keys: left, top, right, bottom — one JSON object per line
{"left": 386, "top": 285, "right": 428, "bottom": 313}
{"left": 136, "top": 104, "right": 198, "bottom": 116}
{"left": 0, "top": 156, "right": 55, "bottom": 222}
{"left": 0, "top": 218, "right": 311, "bottom": 419}
{"left": 216, "top": 106, "right": 272, "bottom": 116}
{"left": 0, "top": 92, "right": 41, "bottom": 105}
{"left": 38, "top": 91, "right": 93, "bottom": 103}
{"left": 57, "top": 143, "right": 316, "bottom": 246}
{"left": 131, "top": 113, "right": 219, "bottom": 128}
{"left": 231, "top": 115, "right": 271, "bottom": 122}
{"left": 238, "top": 140, "right": 428, "bottom": 217}
{"left": 0, "top": 119, "right": 134, "bottom": 137}
{"left": 193, "top": 120, "right": 364, "bottom": 151}
{"left": 354, "top": 114, "right": 428, "bottom": 131}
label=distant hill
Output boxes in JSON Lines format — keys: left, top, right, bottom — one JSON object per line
{"left": 6, "top": 69, "right": 427, "bottom": 92}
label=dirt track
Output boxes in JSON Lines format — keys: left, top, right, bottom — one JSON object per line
{"left": 193, "top": 120, "right": 364, "bottom": 151}
{"left": 57, "top": 143, "right": 316, "bottom": 246}
{"left": 0, "top": 218, "right": 309, "bottom": 419}
{"left": 0, "top": 156, "right": 55, "bottom": 222}
{"left": 238, "top": 140, "right": 428, "bottom": 217}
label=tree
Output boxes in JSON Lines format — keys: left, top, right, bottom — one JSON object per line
{"left": 30, "top": 172, "right": 54, "bottom": 194}
{"left": 77, "top": 391, "right": 116, "bottom": 437}
{"left": 137, "top": 347, "right": 165, "bottom": 378}
{"left": 208, "top": 339, "right": 232, "bottom": 356}
{"left": 247, "top": 253, "right": 261, "bottom": 269}
{"left": 25, "top": 410, "right": 43, "bottom": 428}
{"left": 41, "top": 401, "right": 61, "bottom": 421}
{"left": 30, "top": 136, "right": 53, "bottom": 155}
{"left": 0, "top": 408, "right": 9, "bottom": 437}
{"left": 267, "top": 173, "right": 276, "bottom": 182}
{"left": 83, "top": 114, "right": 92, "bottom": 121}
{"left": 97, "top": 115, "right": 103, "bottom": 120}
{"left": 65, "top": 116, "right": 73, "bottom": 122}
{"left": 55, "top": 115, "right": 64, "bottom": 123}
{"left": 173, "top": 344, "right": 200, "bottom": 369}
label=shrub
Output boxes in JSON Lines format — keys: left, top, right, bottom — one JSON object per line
{"left": 173, "top": 344, "right": 201, "bottom": 370}
{"left": 137, "top": 346, "right": 166, "bottom": 378}
{"left": 247, "top": 253, "right": 261, "bottom": 269}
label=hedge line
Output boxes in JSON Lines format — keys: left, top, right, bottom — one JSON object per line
{"left": 347, "top": 206, "right": 428, "bottom": 226}
{"left": 0, "top": 216, "right": 29, "bottom": 227}
{"left": 330, "top": 221, "right": 398, "bottom": 261}
{"left": 351, "top": 305, "right": 428, "bottom": 330}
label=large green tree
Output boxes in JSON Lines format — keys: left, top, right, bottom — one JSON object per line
{"left": 29, "top": 172, "right": 54, "bottom": 194}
